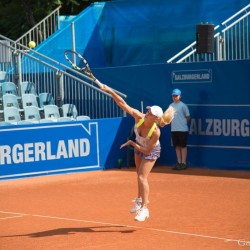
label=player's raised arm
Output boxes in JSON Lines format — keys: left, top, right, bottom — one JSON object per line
{"left": 100, "top": 83, "right": 143, "bottom": 120}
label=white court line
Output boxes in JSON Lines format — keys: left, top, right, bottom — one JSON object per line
{"left": 33, "top": 214, "right": 243, "bottom": 244}
{"left": 0, "top": 210, "right": 246, "bottom": 245}
{"left": 34, "top": 214, "right": 236, "bottom": 242}
{"left": 0, "top": 215, "right": 26, "bottom": 220}
{"left": 0, "top": 211, "right": 27, "bottom": 220}
{"left": 0, "top": 211, "right": 28, "bottom": 215}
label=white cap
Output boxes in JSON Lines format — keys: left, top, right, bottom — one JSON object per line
{"left": 146, "top": 105, "right": 163, "bottom": 118}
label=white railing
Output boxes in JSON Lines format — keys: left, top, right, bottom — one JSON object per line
{"left": 15, "top": 5, "right": 62, "bottom": 48}
{"left": 221, "top": 6, "right": 250, "bottom": 60}
{"left": 0, "top": 35, "right": 127, "bottom": 119}
{"left": 167, "top": 4, "right": 250, "bottom": 63}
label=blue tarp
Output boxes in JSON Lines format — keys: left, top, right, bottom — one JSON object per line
{"left": 36, "top": 0, "right": 250, "bottom": 67}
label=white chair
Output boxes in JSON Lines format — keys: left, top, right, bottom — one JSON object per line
{"left": 57, "top": 117, "right": 73, "bottom": 122}
{"left": 39, "top": 92, "right": 55, "bottom": 108}
{"left": 20, "top": 81, "right": 37, "bottom": 96}
{"left": 22, "top": 93, "right": 42, "bottom": 110}
{"left": 1, "top": 82, "right": 19, "bottom": 98}
{"left": 4, "top": 107, "right": 21, "bottom": 124}
{"left": 24, "top": 106, "right": 41, "bottom": 123}
{"left": 17, "top": 120, "right": 34, "bottom": 125}
{"left": 0, "top": 121, "right": 13, "bottom": 126}
{"left": 39, "top": 118, "right": 57, "bottom": 123}
{"left": 3, "top": 93, "right": 22, "bottom": 110}
{"left": 0, "top": 71, "right": 6, "bottom": 82}
{"left": 61, "top": 104, "right": 78, "bottom": 119}
{"left": 76, "top": 115, "right": 91, "bottom": 121}
{"left": 0, "top": 71, "right": 6, "bottom": 92}
{"left": 42, "top": 105, "right": 60, "bottom": 122}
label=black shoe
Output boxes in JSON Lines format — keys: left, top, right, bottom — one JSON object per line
{"left": 180, "top": 163, "right": 187, "bottom": 170}
{"left": 172, "top": 163, "right": 187, "bottom": 170}
{"left": 172, "top": 163, "right": 181, "bottom": 170}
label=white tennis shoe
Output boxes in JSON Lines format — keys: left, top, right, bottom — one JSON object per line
{"left": 134, "top": 207, "right": 149, "bottom": 222}
{"left": 130, "top": 197, "right": 142, "bottom": 213}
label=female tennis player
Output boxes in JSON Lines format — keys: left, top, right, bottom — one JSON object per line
{"left": 96, "top": 80, "right": 164, "bottom": 222}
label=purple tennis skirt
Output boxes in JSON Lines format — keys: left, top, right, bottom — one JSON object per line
{"left": 134, "top": 143, "right": 161, "bottom": 160}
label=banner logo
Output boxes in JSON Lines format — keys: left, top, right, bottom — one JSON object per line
{"left": 172, "top": 69, "right": 212, "bottom": 84}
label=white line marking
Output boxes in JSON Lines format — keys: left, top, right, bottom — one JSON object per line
{"left": 33, "top": 214, "right": 240, "bottom": 242}
{"left": 0, "top": 215, "right": 25, "bottom": 220}
{"left": 0, "top": 211, "right": 27, "bottom": 220}
{"left": 0, "top": 211, "right": 28, "bottom": 215}
{"left": 1, "top": 210, "right": 245, "bottom": 244}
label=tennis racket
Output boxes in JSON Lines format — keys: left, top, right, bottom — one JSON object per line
{"left": 64, "top": 50, "right": 103, "bottom": 88}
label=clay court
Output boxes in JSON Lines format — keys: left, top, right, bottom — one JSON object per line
{"left": 0, "top": 166, "right": 250, "bottom": 250}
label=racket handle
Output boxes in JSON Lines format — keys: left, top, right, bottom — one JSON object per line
{"left": 94, "top": 78, "right": 104, "bottom": 88}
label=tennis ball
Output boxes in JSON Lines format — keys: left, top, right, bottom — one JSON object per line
{"left": 28, "top": 41, "right": 36, "bottom": 49}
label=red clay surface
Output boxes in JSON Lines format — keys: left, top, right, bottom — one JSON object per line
{"left": 0, "top": 166, "right": 250, "bottom": 250}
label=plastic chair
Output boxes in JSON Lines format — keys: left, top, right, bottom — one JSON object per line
{"left": 0, "top": 71, "right": 6, "bottom": 92}
{"left": 3, "top": 93, "right": 21, "bottom": 110}
{"left": 57, "top": 117, "right": 73, "bottom": 122}
{"left": 61, "top": 104, "right": 78, "bottom": 119}
{"left": 22, "top": 93, "right": 41, "bottom": 110}
{"left": 76, "top": 115, "right": 91, "bottom": 120}
{"left": 17, "top": 120, "right": 34, "bottom": 125}
{"left": 0, "top": 121, "right": 13, "bottom": 126}
{"left": 4, "top": 107, "right": 21, "bottom": 124}
{"left": 39, "top": 118, "right": 57, "bottom": 124}
{"left": 20, "top": 81, "right": 37, "bottom": 96}
{"left": 0, "top": 71, "right": 6, "bottom": 82}
{"left": 39, "top": 92, "right": 55, "bottom": 108}
{"left": 24, "top": 106, "right": 41, "bottom": 123}
{"left": 43, "top": 105, "right": 60, "bottom": 120}
{"left": 1, "top": 82, "right": 19, "bottom": 97}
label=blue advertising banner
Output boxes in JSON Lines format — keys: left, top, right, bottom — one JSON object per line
{"left": 0, "top": 117, "right": 134, "bottom": 180}
{"left": 188, "top": 105, "right": 250, "bottom": 148}
{"left": 0, "top": 122, "right": 99, "bottom": 176}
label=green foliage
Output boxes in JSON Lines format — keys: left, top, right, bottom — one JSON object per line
{"left": 0, "top": 1, "right": 26, "bottom": 39}
{"left": 0, "top": 0, "right": 110, "bottom": 40}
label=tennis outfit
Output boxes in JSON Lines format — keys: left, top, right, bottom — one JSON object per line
{"left": 133, "top": 117, "right": 161, "bottom": 160}
{"left": 131, "top": 117, "right": 160, "bottom": 221}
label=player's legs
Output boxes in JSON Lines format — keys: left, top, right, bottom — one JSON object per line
{"left": 137, "top": 158, "right": 156, "bottom": 208}
{"left": 134, "top": 152, "right": 142, "bottom": 198}
{"left": 134, "top": 159, "right": 155, "bottom": 221}
{"left": 130, "top": 152, "right": 143, "bottom": 213}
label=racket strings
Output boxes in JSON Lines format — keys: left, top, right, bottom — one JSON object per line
{"left": 64, "top": 50, "right": 96, "bottom": 80}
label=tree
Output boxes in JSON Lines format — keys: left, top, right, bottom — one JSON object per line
{"left": 0, "top": 0, "right": 110, "bottom": 40}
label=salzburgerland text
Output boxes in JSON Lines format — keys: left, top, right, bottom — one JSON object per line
{"left": 0, "top": 138, "right": 90, "bottom": 165}
{"left": 171, "top": 69, "right": 212, "bottom": 83}
{"left": 174, "top": 73, "right": 210, "bottom": 80}
{"left": 189, "top": 118, "right": 249, "bottom": 137}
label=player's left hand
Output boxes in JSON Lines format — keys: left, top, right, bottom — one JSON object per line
{"left": 120, "top": 140, "right": 132, "bottom": 149}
